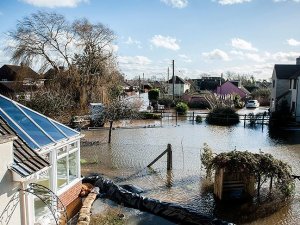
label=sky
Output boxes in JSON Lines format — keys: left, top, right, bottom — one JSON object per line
{"left": 1, "top": 0, "right": 300, "bottom": 81}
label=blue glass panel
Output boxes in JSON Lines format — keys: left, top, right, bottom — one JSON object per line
{"left": 0, "top": 110, "right": 39, "bottom": 149}
{"left": 20, "top": 106, "right": 67, "bottom": 141}
{"left": 52, "top": 121, "right": 78, "bottom": 137}
{"left": 0, "top": 97, "right": 53, "bottom": 147}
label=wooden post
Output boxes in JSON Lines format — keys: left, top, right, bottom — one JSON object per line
{"left": 262, "top": 114, "right": 265, "bottom": 131}
{"left": 167, "top": 144, "right": 172, "bottom": 170}
{"left": 176, "top": 112, "right": 178, "bottom": 126}
{"left": 147, "top": 149, "right": 168, "bottom": 167}
{"left": 161, "top": 111, "right": 163, "bottom": 127}
{"left": 244, "top": 114, "right": 246, "bottom": 128}
{"left": 192, "top": 112, "right": 195, "bottom": 125}
{"left": 108, "top": 120, "right": 113, "bottom": 143}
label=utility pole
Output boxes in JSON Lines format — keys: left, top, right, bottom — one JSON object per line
{"left": 143, "top": 73, "right": 145, "bottom": 92}
{"left": 172, "top": 60, "right": 175, "bottom": 101}
{"left": 138, "top": 75, "right": 141, "bottom": 96}
{"left": 167, "top": 67, "right": 169, "bottom": 95}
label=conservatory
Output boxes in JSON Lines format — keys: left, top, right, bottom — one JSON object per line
{"left": 0, "top": 94, "right": 83, "bottom": 225}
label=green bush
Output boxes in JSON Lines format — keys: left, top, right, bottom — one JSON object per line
{"left": 188, "top": 101, "right": 210, "bottom": 109}
{"left": 176, "top": 102, "right": 189, "bottom": 115}
{"left": 158, "top": 97, "right": 173, "bottom": 108}
{"left": 140, "top": 112, "right": 161, "bottom": 119}
{"left": 195, "top": 115, "right": 202, "bottom": 123}
{"left": 148, "top": 89, "right": 160, "bottom": 104}
{"left": 206, "top": 106, "right": 239, "bottom": 126}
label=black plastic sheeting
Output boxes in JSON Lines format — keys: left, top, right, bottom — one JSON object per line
{"left": 83, "top": 176, "right": 234, "bottom": 225}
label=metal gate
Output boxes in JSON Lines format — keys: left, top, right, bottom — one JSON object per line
{"left": 0, "top": 183, "right": 68, "bottom": 225}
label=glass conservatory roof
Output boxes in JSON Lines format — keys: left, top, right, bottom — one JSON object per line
{"left": 0, "top": 94, "right": 80, "bottom": 150}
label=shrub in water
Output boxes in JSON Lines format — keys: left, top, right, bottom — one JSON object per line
{"left": 176, "top": 102, "right": 189, "bottom": 115}
{"left": 195, "top": 115, "right": 202, "bottom": 123}
{"left": 206, "top": 106, "right": 239, "bottom": 125}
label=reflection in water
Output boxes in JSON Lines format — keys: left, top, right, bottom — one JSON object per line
{"left": 81, "top": 118, "right": 300, "bottom": 225}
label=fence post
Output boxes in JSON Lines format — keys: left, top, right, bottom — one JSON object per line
{"left": 244, "top": 114, "right": 246, "bottom": 128}
{"left": 262, "top": 114, "right": 265, "bottom": 131}
{"left": 160, "top": 111, "right": 163, "bottom": 127}
{"left": 192, "top": 112, "right": 195, "bottom": 125}
{"left": 167, "top": 144, "right": 172, "bottom": 170}
{"left": 176, "top": 112, "right": 178, "bottom": 126}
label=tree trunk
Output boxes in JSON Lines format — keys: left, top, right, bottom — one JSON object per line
{"left": 108, "top": 120, "right": 113, "bottom": 143}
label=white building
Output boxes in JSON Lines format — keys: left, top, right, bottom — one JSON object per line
{"left": 167, "top": 76, "right": 190, "bottom": 97}
{"left": 0, "top": 94, "right": 83, "bottom": 225}
{"left": 270, "top": 58, "right": 300, "bottom": 122}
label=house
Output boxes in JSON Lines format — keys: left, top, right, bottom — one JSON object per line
{"left": 190, "top": 77, "right": 225, "bottom": 92}
{"left": 167, "top": 76, "right": 190, "bottom": 97}
{"left": 0, "top": 94, "right": 83, "bottom": 225}
{"left": 0, "top": 64, "right": 44, "bottom": 98}
{"left": 270, "top": 58, "right": 300, "bottom": 121}
{"left": 215, "top": 80, "right": 250, "bottom": 100}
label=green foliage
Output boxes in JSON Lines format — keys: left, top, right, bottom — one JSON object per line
{"left": 188, "top": 100, "right": 210, "bottom": 109}
{"left": 148, "top": 89, "right": 160, "bottom": 102}
{"left": 200, "top": 143, "right": 214, "bottom": 179}
{"left": 233, "top": 94, "right": 244, "bottom": 109}
{"left": 175, "top": 102, "right": 189, "bottom": 115}
{"left": 208, "top": 150, "right": 295, "bottom": 197}
{"left": 251, "top": 88, "right": 271, "bottom": 99}
{"left": 195, "top": 115, "right": 202, "bottom": 123}
{"left": 206, "top": 106, "right": 240, "bottom": 126}
{"left": 158, "top": 97, "right": 173, "bottom": 108}
{"left": 140, "top": 112, "right": 161, "bottom": 119}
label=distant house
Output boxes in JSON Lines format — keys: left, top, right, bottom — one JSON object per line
{"left": 0, "top": 94, "right": 83, "bottom": 224}
{"left": 0, "top": 64, "right": 44, "bottom": 98}
{"left": 270, "top": 58, "right": 300, "bottom": 121}
{"left": 167, "top": 76, "right": 190, "bottom": 97}
{"left": 190, "top": 77, "right": 225, "bottom": 92}
{"left": 215, "top": 80, "right": 250, "bottom": 100}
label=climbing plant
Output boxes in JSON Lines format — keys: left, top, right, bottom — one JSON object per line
{"left": 200, "top": 146, "right": 295, "bottom": 198}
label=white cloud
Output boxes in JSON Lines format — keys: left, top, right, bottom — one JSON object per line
{"left": 161, "top": 0, "right": 188, "bottom": 8}
{"left": 202, "top": 49, "right": 230, "bottom": 61}
{"left": 216, "top": 0, "right": 252, "bottom": 5}
{"left": 231, "top": 38, "right": 258, "bottom": 51}
{"left": 178, "top": 54, "right": 192, "bottom": 63}
{"left": 287, "top": 38, "right": 300, "bottom": 46}
{"left": 118, "top": 56, "right": 152, "bottom": 66}
{"left": 150, "top": 35, "right": 180, "bottom": 51}
{"left": 21, "top": 0, "right": 88, "bottom": 8}
{"left": 124, "top": 37, "right": 142, "bottom": 49}
{"left": 271, "top": 51, "right": 300, "bottom": 62}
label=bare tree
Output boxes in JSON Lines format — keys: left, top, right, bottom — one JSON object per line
{"left": 104, "top": 97, "right": 142, "bottom": 143}
{"left": 72, "top": 18, "right": 116, "bottom": 76}
{"left": 7, "top": 11, "right": 74, "bottom": 72}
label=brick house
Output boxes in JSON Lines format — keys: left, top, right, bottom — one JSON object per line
{"left": 0, "top": 64, "right": 44, "bottom": 98}
{"left": 215, "top": 80, "right": 250, "bottom": 100}
{"left": 0, "top": 94, "right": 83, "bottom": 225}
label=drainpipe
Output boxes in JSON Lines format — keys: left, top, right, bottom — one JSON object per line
{"left": 19, "top": 182, "right": 27, "bottom": 225}
{"left": 296, "top": 78, "right": 299, "bottom": 122}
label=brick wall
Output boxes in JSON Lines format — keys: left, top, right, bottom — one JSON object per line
{"left": 59, "top": 180, "right": 82, "bottom": 207}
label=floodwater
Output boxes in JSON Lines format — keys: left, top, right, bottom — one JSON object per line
{"left": 81, "top": 109, "right": 300, "bottom": 225}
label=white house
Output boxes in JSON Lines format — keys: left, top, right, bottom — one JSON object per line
{"left": 167, "top": 76, "right": 190, "bottom": 97}
{"left": 270, "top": 57, "right": 300, "bottom": 122}
{"left": 0, "top": 94, "right": 83, "bottom": 225}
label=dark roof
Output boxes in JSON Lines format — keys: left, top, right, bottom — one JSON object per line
{"left": 274, "top": 64, "right": 300, "bottom": 79}
{"left": 0, "top": 64, "right": 39, "bottom": 81}
{"left": 167, "top": 76, "right": 187, "bottom": 84}
{"left": 0, "top": 116, "right": 50, "bottom": 178}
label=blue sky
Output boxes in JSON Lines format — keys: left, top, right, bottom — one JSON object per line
{"left": 1, "top": 0, "right": 300, "bottom": 80}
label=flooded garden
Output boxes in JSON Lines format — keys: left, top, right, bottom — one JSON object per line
{"left": 80, "top": 109, "right": 300, "bottom": 225}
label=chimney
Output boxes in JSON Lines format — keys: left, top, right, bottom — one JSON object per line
{"left": 296, "top": 57, "right": 300, "bottom": 65}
